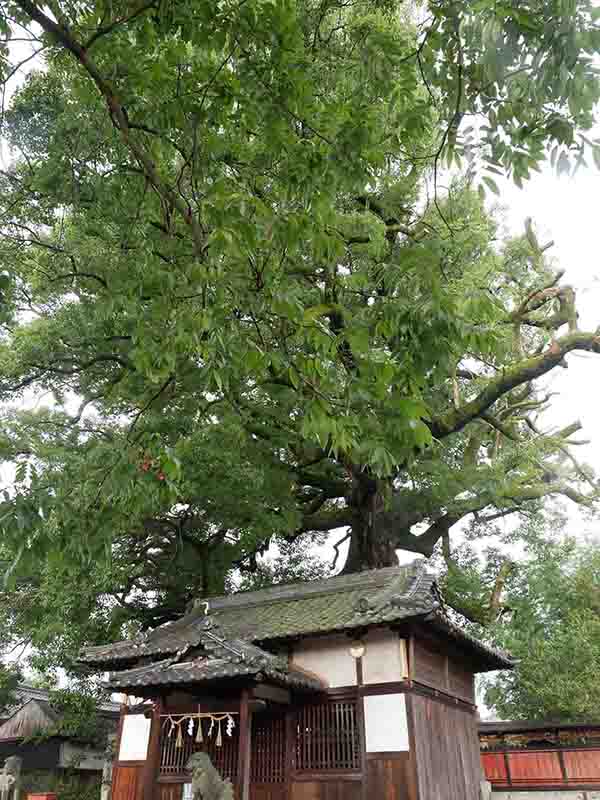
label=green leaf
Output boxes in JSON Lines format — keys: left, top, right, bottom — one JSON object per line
{"left": 482, "top": 176, "right": 500, "bottom": 196}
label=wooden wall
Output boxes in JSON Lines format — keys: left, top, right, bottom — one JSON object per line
{"left": 482, "top": 747, "right": 600, "bottom": 789}
{"left": 250, "top": 783, "right": 287, "bottom": 800}
{"left": 411, "top": 636, "right": 476, "bottom": 704}
{"left": 411, "top": 693, "right": 483, "bottom": 800}
{"left": 111, "top": 627, "right": 486, "bottom": 800}
{"left": 158, "top": 784, "right": 183, "bottom": 800}
{"left": 412, "top": 638, "right": 447, "bottom": 692}
{"left": 290, "top": 778, "right": 361, "bottom": 800}
{"left": 113, "top": 765, "right": 142, "bottom": 800}
{"left": 367, "top": 752, "right": 417, "bottom": 800}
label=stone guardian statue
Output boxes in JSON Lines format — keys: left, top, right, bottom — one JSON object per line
{"left": 0, "top": 756, "right": 22, "bottom": 800}
{"left": 186, "top": 752, "right": 234, "bottom": 800}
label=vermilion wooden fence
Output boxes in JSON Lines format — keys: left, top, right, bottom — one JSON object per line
{"left": 482, "top": 748, "right": 600, "bottom": 789}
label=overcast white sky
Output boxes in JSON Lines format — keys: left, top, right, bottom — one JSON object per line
{"left": 495, "top": 152, "right": 600, "bottom": 538}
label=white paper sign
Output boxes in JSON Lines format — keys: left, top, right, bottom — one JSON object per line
{"left": 182, "top": 784, "right": 193, "bottom": 800}
{"left": 364, "top": 693, "right": 410, "bottom": 752}
{"left": 118, "top": 714, "right": 152, "bottom": 761}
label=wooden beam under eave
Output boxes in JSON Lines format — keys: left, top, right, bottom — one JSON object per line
{"left": 252, "top": 684, "right": 291, "bottom": 705}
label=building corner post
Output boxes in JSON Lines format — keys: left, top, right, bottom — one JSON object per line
{"left": 142, "top": 698, "right": 163, "bottom": 800}
{"left": 238, "top": 689, "right": 252, "bottom": 800}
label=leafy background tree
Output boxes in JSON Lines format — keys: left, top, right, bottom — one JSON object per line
{"left": 0, "top": 0, "right": 597, "bottom": 709}
{"left": 485, "top": 534, "right": 600, "bottom": 721}
{"left": 0, "top": 662, "right": 22, "bottom": 715}
{"left": 436, "top": 512, "right": 600, "bottom": 721}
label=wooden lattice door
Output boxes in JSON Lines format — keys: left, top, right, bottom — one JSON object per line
{"left": 250, "top": 711, "right": 287, "bottom": 800}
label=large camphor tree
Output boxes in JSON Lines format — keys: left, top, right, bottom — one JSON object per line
{"left": 0, "top": 0, "right": 599, "bottom": 668}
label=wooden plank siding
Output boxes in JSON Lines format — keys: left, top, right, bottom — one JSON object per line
{"left": 563, "top": 749, "right": 600, "bottom": 784}
{"left": 250, "top": 784, "right": 287, "bottom": 800}
{"left": 410, "top": 693, "right": 482, "bottom": 800}
{"left": 158, "top": 785, "right": 183, "bottom": 800}
{"left": 482, "top": 747, "right": 600, "bottom": 789}
{"left": 481, "top": 752, "right": 508, "bottom": 785}
{"left": 290, "top": 779, "right": 362, "bottom": 800}
{"left": 508, "top": 751, "right": 563, "bottom": 785}
{"left": 112, "top": 765, "right": 142, "bottom": 800}
{"left": 411, "top": 637, "right": 475, "bottom": 704}
{"left": 412, "top": 638, "right": 447, "bottom": 693}
{"left": 366, "top": 753, "right": 417, "bottom": 800}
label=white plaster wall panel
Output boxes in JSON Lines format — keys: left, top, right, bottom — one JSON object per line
{"left": 363, "top": 693, "right": 410, "bottom": 752}
{"left": 291, "top": 634, "right": 356, "bottom": 687}
{"left": 362, "top": 629, "right": 408, "bottom": 684}
{"left": 118, "top": 714, "right": 151, "bottom": 761}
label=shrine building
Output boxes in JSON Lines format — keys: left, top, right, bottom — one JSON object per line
{"left": 79, "top": 561, "right": 513, "bottom": 800}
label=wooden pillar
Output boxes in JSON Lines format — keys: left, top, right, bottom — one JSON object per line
{"left": 557, "top": 749, "right": 568, "bottom": 784}
{"left": 404, "top": 692, "right": 421, "bottom": 800}
{"left": 141, "top": 698, "right": 163, "bottom": 800}
{"left": 354, "top": 655, "right": 368, "bottom": 800}
{"left": 284, "top": 709, "right": 295, "bottom": 800}
{"left": 237, "top": 689, "right": 251, "bottom": 800}
{"left": 503, "top": 752, "right": 512, "bottom": 787}
{"left": 408, "top": 635, "right": 415, "bottom": 682}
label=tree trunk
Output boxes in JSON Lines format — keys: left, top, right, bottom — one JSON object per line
{"left": 342, "top": 475, "right": 399, "bottom": 572}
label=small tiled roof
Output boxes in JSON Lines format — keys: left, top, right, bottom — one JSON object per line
{"left": 105, "top": 625, "right": 324, "bottom": 692}
{"left": 81, "top": 562, "right": 513, "bottom": 675}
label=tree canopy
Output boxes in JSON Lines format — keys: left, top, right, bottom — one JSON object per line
{"left": 0, "top": 0, "right": 599, "bottom": 672}
{"left": 457, "top": 518, "right": 600, "bottom": 721}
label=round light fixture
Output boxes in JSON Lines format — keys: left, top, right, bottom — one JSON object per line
{"left": 349, "top": 640, "right": 366, "bottom": 659}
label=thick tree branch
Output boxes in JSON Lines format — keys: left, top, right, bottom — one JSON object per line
{"left": 297, "top": 506, "right": 353, "bottom": 533}
{"left": 429, "top": 331, "right": 600, "bottom": 440}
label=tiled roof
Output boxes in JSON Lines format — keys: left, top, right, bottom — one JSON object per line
{"left": 81, "top": 562, "right": 513, "bottom": 675}
{"left": 105, "top": 625, "right": 324, "bottom": 692}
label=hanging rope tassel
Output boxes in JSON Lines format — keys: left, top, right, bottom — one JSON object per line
{"left": 196, "top": 719, "right": 203, "bottom": 743}
{"left": 216, "top": 718, "right": 222, "bottom": 747}
{"left": 175, "top": 726, "right": 183, "bottom": 749}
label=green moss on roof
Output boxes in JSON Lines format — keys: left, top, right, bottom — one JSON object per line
{"left": 80, "top": 562, "right": 513, "bottom": 673}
